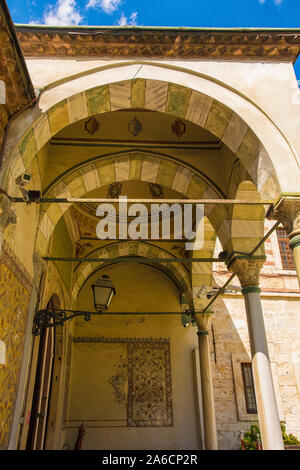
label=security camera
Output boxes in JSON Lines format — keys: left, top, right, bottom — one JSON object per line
{"left": 218, "top": 251, "right": 228, "bottom": 261}
{"left": 15, "top": 173, "right": 32, "bottom": 186}
{"left": 196, "top": 285, "right": 209, "bottom": 298}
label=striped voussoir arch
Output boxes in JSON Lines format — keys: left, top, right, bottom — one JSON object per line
{"left": 228, "top": 180, "right": 265, "bottom": 257}
{"left": 35, "top": 150, "right": 243, "bottom": 307}
{"left": 10, "top": 78, "right": 278, "bottom": 201}
{"left": 35, "top": 152, "right": 227, "bottom": 255}
{"left": 71, "top": 241, "right": 192, "bottom": 308}
{"left": 191, "top": 216, "right": 217, "bottom": 311}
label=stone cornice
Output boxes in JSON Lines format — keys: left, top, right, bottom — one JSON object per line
{"left": 0, "top": 3, "right": 35, "bottom": 117}
{"left": 15, "top": 26, "right": 300, "bottom": 62}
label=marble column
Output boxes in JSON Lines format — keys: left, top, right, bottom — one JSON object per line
{"left": 270, "top": 196, "right": 300, "bottom": 287}
{"left": 194, "top": 312, "right": 218, "bottom": 450}
{"left": 290, "top": 234, "right": 300, "bottom": 283}
{"left": 230, "top": 258, "right": 284, "bottom": 450}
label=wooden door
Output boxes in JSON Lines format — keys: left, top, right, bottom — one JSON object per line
{"left": 26, "top": 297, "right": 56, "bottom": 449}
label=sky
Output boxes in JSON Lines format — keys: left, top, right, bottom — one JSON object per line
{"left": 6, "top": 0, "right": 300, "bottom": 79}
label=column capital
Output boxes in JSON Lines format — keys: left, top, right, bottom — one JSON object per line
{"left": 193, "top": 311, "right": 213, "bottom": 331}
{"left": 228, "top": 258, "right": 265, "bottom": 288}
{"left": 268, "top": 195, "right": 300, "bottom": 238}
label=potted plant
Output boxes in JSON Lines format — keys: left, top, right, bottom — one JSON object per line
{"left": 281, "top": 424, "right": 300, "bottom": 450}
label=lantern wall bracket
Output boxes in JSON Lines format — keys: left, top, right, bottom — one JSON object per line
{"left": 32, "top": 308, "right": 104, "bottom": 336}
{"left": 32, "top": 309, "right": 198, "bottom": 336}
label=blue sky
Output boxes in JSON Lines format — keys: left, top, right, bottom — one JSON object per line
{"left": 6, "top": 0, "right": 300, "bottom": 78}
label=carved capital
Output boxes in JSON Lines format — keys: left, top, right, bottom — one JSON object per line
{"left": 193, "top": 312, "right": 213, "bottom": 331}
{"left": 229, "top": 258, "right": 265, "bottom": 288}
{"left": 269, "top": 197, "right": 300, "bottom": 238}
{"left": 0, "top": 193, "right": 16, "bottom": 232}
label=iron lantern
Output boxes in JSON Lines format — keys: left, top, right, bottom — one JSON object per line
{"left": 91, "top": 275, "right": 116, "bottom": 312}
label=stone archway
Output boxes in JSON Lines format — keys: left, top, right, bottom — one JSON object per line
{"left": 4, "top": 76, "right": 281, "bottom": 203}
{"left": 36, "top": 152, "right": 222, "bottom": 253}
{"left": 3, "top": 76, "right": 272, "bottom": 319}
{"left": 2, "top": 76, "right": 277, "bottom": 295}
{"left": 71, "top": 240, "right": 192, "bottom": 308}
{"left": 35, "top": 152, "right": 222, "bottom": 311}
{"left": 35, "top": 150, "right": 266, "bottom": 315}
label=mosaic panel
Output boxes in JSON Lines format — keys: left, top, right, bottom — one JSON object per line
{"left": 0, "top": 244, "right": 32, "bottom": 449}
{"left": 127, "top": 338, "right": 173, "bottom": 427}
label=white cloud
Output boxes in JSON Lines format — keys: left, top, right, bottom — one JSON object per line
{"left": 86, "top": 0, "right": 122, "bottom": 14}
{"left": 117, "top": 11, "right": 138, "bottom": 26}
{"left": 118, "top": 12, "right": 127, "bottom": 25}
{"left": 44, "top": 0, "right": 83, "bottom": 25}
{"left": 258, "top": 0, "right": 284, "bottom": 4}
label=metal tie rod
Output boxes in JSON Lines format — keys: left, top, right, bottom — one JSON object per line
{"left": 43, "top": 255, "right": 264, "bottom": 263}
{"left": 10, "top": 195, "right": 274, "bottom": 205}
{"left": 201, "top": 220, "right": 281, "bottom": 313}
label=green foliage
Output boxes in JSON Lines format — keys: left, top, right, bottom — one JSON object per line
{"left": 281, "top": 424, "right": 300, "bottom": 446}
{"left": 240, "top": 424, "right": 300, "bottom": 450}
{"left": 240, "top": 424, "right": 261, "bottom": 450}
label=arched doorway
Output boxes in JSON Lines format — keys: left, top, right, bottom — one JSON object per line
{"left": 26, "top": 294, "right": 60, "bottom": 450}
{"left": 65, "top": 262, "right": 199, "bottom": 450}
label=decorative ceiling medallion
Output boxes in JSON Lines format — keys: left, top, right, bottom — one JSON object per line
{"left": 171, "top": 118, "right": 186, "bottom": 138}
{"left": 84, "top": 116, "right": 99, "bottom": 136}
{"left": 108, "top": 182, "right": 122, "bottom": 199}
{"left": 149, "top": 183, "right": 164, "bottom": 199}
{"left": 128, "top": 117, "right": 143, "bottom": 137}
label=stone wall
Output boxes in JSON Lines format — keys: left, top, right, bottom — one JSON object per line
{"left": 210, "top": 220, "right": 300, "bottom": 449}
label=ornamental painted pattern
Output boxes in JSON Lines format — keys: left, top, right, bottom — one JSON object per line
{"left": 109, "top": 354, "right": 128, "bottom": 405}
{"left": 0, "top": 244, "right": 32, "bottom": 449}
{"left": 127, "top": 339, "right": 173, "bottom": 427}
{"left": 71, "top": 336, "right": 173, "bottom": 427}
